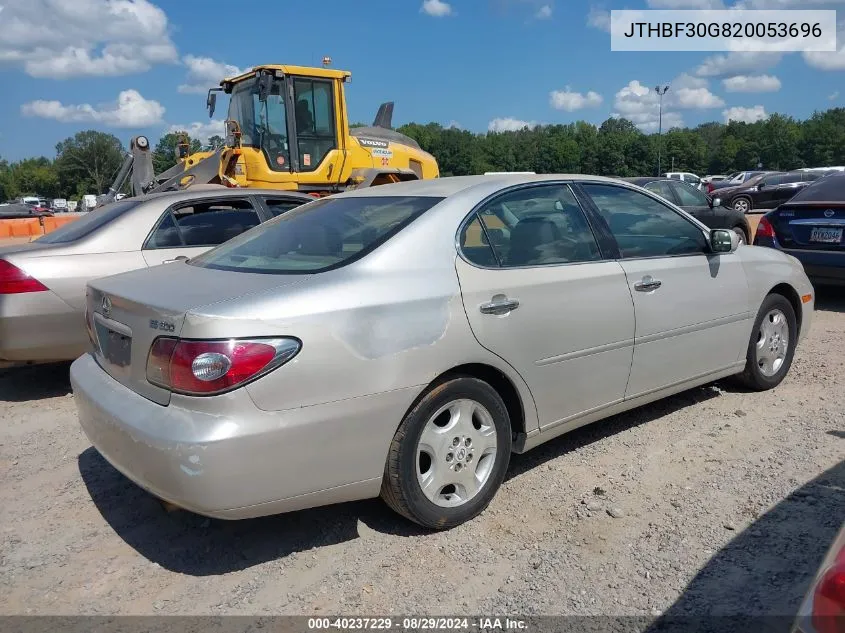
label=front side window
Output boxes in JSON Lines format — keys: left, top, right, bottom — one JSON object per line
{"left": 461, "top": 185, "right": 602, "bottom": 268}
{"left": 581, "top": 183, "right": 707, "bottom": 259}
{"left": 145, "top": 199, "right": 261, "bottom": 249}
{"left": 672, "top": 181, "right": 709, "bottom": 206}
{"left": 190, "top": 196, "right": 442, "bottom": 274}
{"left": 228, "top": 78, "right": 290, "bottom": 171}
{"left": 293, "top": 78, "right": 336, "bottom": 171}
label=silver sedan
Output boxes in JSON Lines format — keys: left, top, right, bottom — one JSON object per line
{"left": 0, "top": 187, "right": 311, "bottom": 367}
{"left": 71, "top": 174, "right": 815, "bottom": 529}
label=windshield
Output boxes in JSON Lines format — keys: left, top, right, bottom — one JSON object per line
{"left": 190, "top": 195, "right": 443, "bottom": 274}
{"left": 228, "top": 77, "right": 290, "bottom": 171}
{"left": 35, "top": 199, "right": 141, "bottom": 244}
{"left": 787, "top": 173, "right": 845, "bottom": 203}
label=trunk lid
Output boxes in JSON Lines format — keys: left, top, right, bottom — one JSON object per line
{"left": 769, "top": 203, "right": 845, "bottom": 251}
{"left": 87, "top": 262, "right": 305, "bottom": 405}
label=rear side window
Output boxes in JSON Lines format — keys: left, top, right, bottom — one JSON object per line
{"left": 190, "top": 196, "right": 442, "bottom": 274}
{"left": 461, "top": 185, "right": 602, "bottom": 267}
{"left": 643, "top": 181, "right": 675, "bottom": 202}
{"left": 263, "top": 197, "right": 306, "bottom": 217}
{"left": 145, "top": 199, "right": 260, "bottom": 249}
{"left": 35, "top": 199, "right": 142, "bottom": 244}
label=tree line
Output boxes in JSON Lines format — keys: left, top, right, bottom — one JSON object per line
{"left": 3, "top": 108, "right": 844, "bottom": 201}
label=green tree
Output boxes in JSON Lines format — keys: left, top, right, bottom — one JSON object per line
{"left": 152, "top": 132, "right": 202, "bottom": 174}
{"left": 54, "top": 131, "right": 124, "bottom": 197}
{"left": 207, "top": 135, "right": 225, "bottom": 150}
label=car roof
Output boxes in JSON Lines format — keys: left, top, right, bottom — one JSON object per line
{"left": 333, "top": 174, "right": 624, "bottom": 199}
{"left": 622, "top": 177, "right": 671, "bottom": 186}
{"left": 135, "top": 186, "right": 313, "bottom": 204}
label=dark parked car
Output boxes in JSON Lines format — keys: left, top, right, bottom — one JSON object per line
{"left": 624, "top": 177, "right": 752, "bottom": 243}
{"left": 754, "top": 171, "right": 845, "bottom": 286}
{"left": 719, "top": 171, "right": 823, "bottom": 213}
{"left": 708, "top": 170, "right": 768, "bottom": 193}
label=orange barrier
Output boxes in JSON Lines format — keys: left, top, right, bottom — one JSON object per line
{"left": 0, "top": 214, "right": 82, "bottom": 240}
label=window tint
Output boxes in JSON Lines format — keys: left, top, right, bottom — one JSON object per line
{"left": 460, "top": 215, "right": 499, "bottom": 267}
{"left": 671, "top": 181, "right": 708, "bottom": 206}
{"left": 763, "top": 174, "right": 786, "bottom": 186}
{"left": 788, "top": 173, "right": 845, "bottom": 202}
{"left": 145, "top": 199, "right": 261, "bottom": 249}
{"left": 263, "top": 197, "right": 306, "bottom": 217}
{"left": 463, "top": 185, "right": 601, "bottom": 268}
{"left": 643, "top": 181, "right": 675, "bottom": 202}
{"left": 293, "top": 78, "right": 336, "bottom": 172}
{"left": 190, "top": 196, "right": 442, "bottom": 274}
{"left": 685, "top": 174, "right": 701, "bottom": 185}
{"left": 581, "top": 183, "right": 707, "bottom": 258}
{"left": 782, "top": 173, "right": 803, "bottom": 184}
{"left": 35, "top": 199, "right": 141, "bottom": 244}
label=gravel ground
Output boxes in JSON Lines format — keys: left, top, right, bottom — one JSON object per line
{"left": 1, "top": 290, "right": 843, "bottom": 622}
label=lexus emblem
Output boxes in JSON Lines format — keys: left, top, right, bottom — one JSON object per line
{"left": 824, "top": 209, "right": 835, "bottom": 218}
{"left": 101, "top": 296, "right": 112, "bottom": 318}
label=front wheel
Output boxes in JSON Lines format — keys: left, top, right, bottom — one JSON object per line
{"left": 733, "top": 197, "right": 751, "bottom": 213}
{"left": 733, "top": 294, "right": 797, "bottom": 391}
{"left": 380, "top": 377, "right": 512, "bottom": 529}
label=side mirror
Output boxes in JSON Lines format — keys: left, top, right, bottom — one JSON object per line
{"left": 711, "top": 197, "right": 722, "bottom": 208}
{"left": 206, "top": 91, "right": 217, "bottom": 118}
{"left": 710, "top": 228, "right": 739, "bottom": 253}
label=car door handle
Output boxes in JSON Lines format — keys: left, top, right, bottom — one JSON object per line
{"left": 162, "top": 255, "right": 189, "bottom": 264}
{"left": 634, "top": 276, "right": 662, "bottom": 292}
{"left": 480, "top": 296, "right": 520, "bottom": 315}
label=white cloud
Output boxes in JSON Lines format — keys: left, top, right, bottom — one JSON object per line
{"left": 0, "top": 0, "right": 177, "bottom": 78}
{"left": 488, "top": 117, "right": 539, "bottom": 132}
{"left": 549, "top": 88, "right": 603, "bottom": 111}
{"left": 168, "top": 120, "right": 226, "bottom": 143}
{"left": 611, "top": 74, "right": 723, "bottom": 132}
{"left": 695, "top": 52, "right": 782, "bottom": 78}
{"left": 179, "top": 55, "right": 244, "bottom": 94}
{"left": 830, "top": 91, "right": 840, "bottom": 101}
{"left": 21, "top": 90, "right": 165, "bottom": 127}
{"left": 586, "top": 6, "right": 611, "bottom": 31}
{"left": 535, "top": 4, "right": 552, "bottom": 18}
{"left": 446, "top": 120, "right": 462, "bottom": 129}
{"left": 723, "top": 105, "right": 768, "bottom": 123}
{"left": 722, "top": 74, "right": 781, "bottom": 92}
{"left": 803, "top": 23, "right": 845, "bottom": 70}
{"left": 420, "top": 0, "right": 452, "bottom": 16}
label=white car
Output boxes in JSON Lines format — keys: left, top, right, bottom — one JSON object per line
{"left": 664, "top": 172, "right": 703, "bottom": 189}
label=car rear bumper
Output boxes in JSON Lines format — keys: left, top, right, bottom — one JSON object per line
{"left": 0, "top": 292, "right": 86, "bottom": 366}
{"left": 71, "top": 353, "right": 421, "bottom": 519}
{"left": 783, "top": 248, "right": 845, "bottom": 286}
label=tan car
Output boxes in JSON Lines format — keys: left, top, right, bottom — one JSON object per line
{"left": 0, "top": 186, "right": 311, "bottom": 368}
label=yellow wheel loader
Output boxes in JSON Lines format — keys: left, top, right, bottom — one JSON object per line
{"left": 99, "top": 64, "right": 439, "bottom": 205}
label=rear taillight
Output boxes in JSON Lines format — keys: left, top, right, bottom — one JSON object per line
{"left": 812, "top": 546, "right": 845, "bottom": 633}
{"left": 146, "top": 337, "right": 300, "bottom": 395}
{"left": 756, "top": 216, "right": 776, "bottom": 239}
{"left": 0, "top": 260, "right": 48, "bottom": 294}
{"left": 707, "top": 183, "right": 714, "bottom": 193}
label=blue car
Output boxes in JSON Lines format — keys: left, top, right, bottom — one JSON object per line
{"left": 754, "top": 171, "right": 845, "bottom": 286}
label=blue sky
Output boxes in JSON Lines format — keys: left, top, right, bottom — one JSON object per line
{"left": 1, "top": 0, "right": 844, "bottom": 161}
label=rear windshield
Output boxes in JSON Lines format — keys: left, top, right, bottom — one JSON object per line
{"left": 787, "top": 173, "right": 845, "bottom": 203}
{"left": 35, "top": 199, "right": 142, "bottom": 244}
{"left": 190, "top": 195, "right": 443, "bottom": 274}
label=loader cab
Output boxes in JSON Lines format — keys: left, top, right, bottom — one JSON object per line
{"left": 221, "top": 65, "right": 349, "bottom": 189}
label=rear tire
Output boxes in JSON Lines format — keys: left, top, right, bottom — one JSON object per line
{"left": 733, "top": 294, "right": 797, "bottom": 391}
{"left": 380, "top": 377, "right": 512, "bottom": 530}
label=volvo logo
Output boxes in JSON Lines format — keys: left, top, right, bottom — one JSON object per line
{"left": 101, "top": 296, "right": 112, "bottom": 318}
{"left": 824, "top": 209, "right": 835, "bottom": 218}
